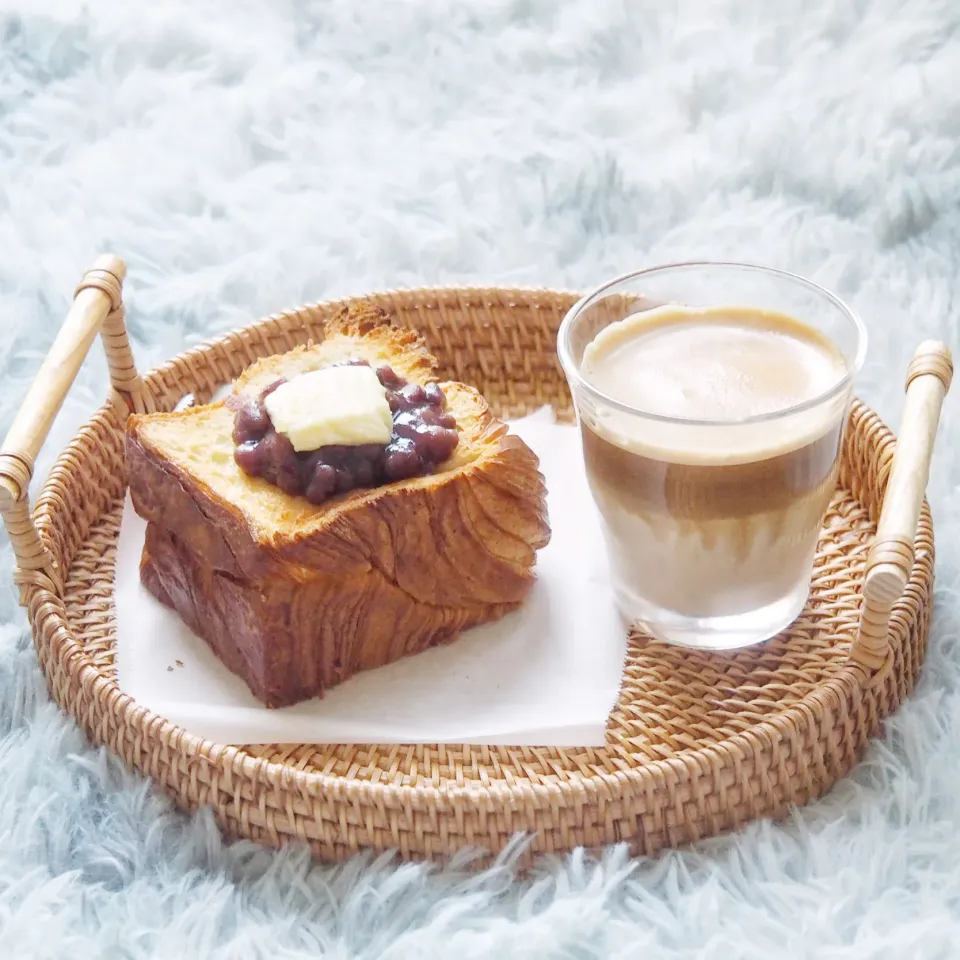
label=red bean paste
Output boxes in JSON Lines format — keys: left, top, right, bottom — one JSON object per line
{"left": 231, "top": 360, "right": 459, "bottom": 505}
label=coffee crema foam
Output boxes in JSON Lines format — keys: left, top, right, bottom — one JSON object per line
{"left": 580, "top": 305, "right": 848, "bottom": 467}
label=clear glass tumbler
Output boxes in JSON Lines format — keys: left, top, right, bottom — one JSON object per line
{"left": 558, "top": 262, "right": 867, "bottom": 649}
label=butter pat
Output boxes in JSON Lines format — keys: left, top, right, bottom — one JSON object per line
{"left": 264, "top": 366, "right": 393, "bottom": 451}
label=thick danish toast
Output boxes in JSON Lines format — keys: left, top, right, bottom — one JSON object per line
{"left": 125, "top": 304, "right": 551, "bottom": 707}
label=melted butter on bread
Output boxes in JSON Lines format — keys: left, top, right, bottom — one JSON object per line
{"left": 264, "top": 365, "right": 393, "bottom": 452}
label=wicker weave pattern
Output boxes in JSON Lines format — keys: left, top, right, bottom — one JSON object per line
{"left": 14, "top": 288, "right": 937, "bottom": 862}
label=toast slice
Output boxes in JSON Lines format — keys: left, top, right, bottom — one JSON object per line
{"left": 125, "top": 304, "right": 551, "bottom": 707}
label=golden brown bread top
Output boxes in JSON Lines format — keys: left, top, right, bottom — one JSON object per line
{"left": 236, "top": 304, "right": 438, "bottom": 396}
{"left": 125, "top": 301, "right": 551, "bottom": 592}
{"left": 130, "top": 381, "right": 516, "bottom": 549}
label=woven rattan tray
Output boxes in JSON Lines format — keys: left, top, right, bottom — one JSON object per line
{"left": 0, "top": 256, "right": 952, "bottom": 863}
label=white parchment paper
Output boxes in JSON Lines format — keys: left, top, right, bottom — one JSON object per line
{"left": 114, "top": 409, "right": 627, "bottom": 746}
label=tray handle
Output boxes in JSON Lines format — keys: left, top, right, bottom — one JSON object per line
{"left": 851, "top": 340, "right": 953, "bottom": 675}
{"left": 0, "top": 255, "right": 148, "bottom": 598}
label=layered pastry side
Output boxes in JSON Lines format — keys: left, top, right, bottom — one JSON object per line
{"left": 124, "top": 304, "right": 551, "bottom": 708}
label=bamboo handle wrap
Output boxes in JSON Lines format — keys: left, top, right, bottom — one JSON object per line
{"left": 852, "top": 340, "right": 953, "bottom": 673}
{"left": 0, "top": 255, "right": 144, "bottom": 596}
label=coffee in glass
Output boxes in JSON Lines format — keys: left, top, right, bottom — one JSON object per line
{"left": 558, "top": 263, "right": 867, "bottom": 649}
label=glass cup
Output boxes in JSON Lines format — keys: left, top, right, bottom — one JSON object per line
{"left": 558, "top": 262, "right": 867, "bottom": 650}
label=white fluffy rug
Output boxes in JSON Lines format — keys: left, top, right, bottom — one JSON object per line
{"left": 2, "top": 0, "right": 959, "bottom": 956}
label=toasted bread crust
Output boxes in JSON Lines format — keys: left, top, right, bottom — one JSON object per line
{"left": 126, "top": 382, "right": 549, "bottom": 591}
{"left": 142, "top": 522, "right": 520, "bottom": 708}
{"left": 235, "top": 304, "right": 438, "bottom": 397}
{"left": 125, "top": 302, "right": 551, "bottom": 706}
